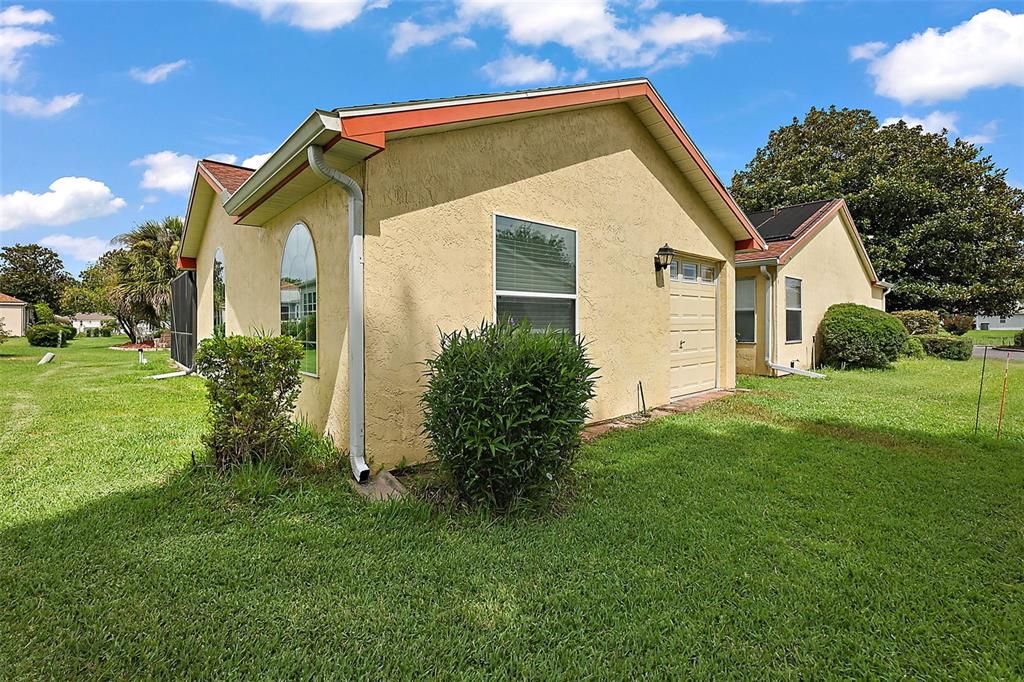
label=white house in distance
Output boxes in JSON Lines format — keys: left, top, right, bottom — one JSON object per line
{"left": 0, "top": 292, "right": 28, "bottom": 336}
{"left": 70, "top": 312, "right": 116, "bottom": 332}
{"left": 976, "top": 307, "right": 1024, "bottom": 331}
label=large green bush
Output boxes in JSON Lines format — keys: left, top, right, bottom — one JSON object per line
{"left": 194, "top": 334, "right": 304, "bottom": 470}
{"left": 819, "top": 303, "right": 908, "bottom": 369}
{"left": 1015, "top": 330, "right": 1024, "bottom": 348}
{"left": 33, "top": 302, "right": 55, "bottom": 324}
{"left": 919, "top": 334, "right": 973, "bottom": 361}
{"left": 892, "top": 310, "right": 940, "bottom": 336}
{"left": 26, "top": 323, "right": 70, "bottom": 347}
{"left": 421, "top": 321, "right": 598, "bottom": 511}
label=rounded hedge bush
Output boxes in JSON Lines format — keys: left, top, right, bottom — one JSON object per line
{"left": 819, "top": 303, "right": 908, "bottom": 369}
{"left": 892, "top": 310, "right": 940, "bottom": 336}
{"left": 900, "top": 335, "right": 926, "bottom": 359}
{"left": 1015, "top": 330, "right": 1024, "bottom": 348}
{"left": 26, "top": 323, "right": 70, "bottom": 347}
{"left": 941, "top": 313, "right": 975, "bottom": 336}
{"left": 919, "top": 334, "right": 973, "bottom": 361}
{"left": 421, "top": 320, "right": 598, "bottom": 511}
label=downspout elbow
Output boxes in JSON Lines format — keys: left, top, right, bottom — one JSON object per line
{"left": 307, "top": 145, "right": 370, "bottom": 483}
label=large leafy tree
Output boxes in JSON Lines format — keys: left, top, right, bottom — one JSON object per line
{"left": 0, "top": 244, "right": 74, "bottom": 312}
{"left": 62, "top": 251, "right": 147, "bottom": 343}
{"left": 111, "top": 216, "right": 184, "bottom": 326}
{"left": 730, "top": 106, "right": 1024, "bottom": 315}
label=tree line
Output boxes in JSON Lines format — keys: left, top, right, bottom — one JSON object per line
{"left": 0, "top": 217, "right": 183, "bottom": 343}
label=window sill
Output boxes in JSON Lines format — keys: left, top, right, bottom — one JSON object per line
{"left": 737, "top": 341, "right": 757, "bottom": 345}
{"left": 300, "top": 371, "right": 319, "bottom": 379}
{"left": 785, "top": 340, "right": 802, "bottom": 345}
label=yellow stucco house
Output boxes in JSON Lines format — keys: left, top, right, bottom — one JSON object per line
{"left": 734, "top": 199, "right": 890, "bottom": 376}
{"left": 175, "top": 78, "right": 770, "bottom": 480}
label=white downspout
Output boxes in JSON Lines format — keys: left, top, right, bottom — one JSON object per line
{"left": 760, "top": 266, "right": 773, "bottom": 372}
{"left": 307, "top": 145, "right": 370, "bottom": 482}
{"left": 761, "top": 264, "right": 825, "bottom": 379}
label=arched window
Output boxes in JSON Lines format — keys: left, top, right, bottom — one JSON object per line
{"left": 213, "top": 248, "right": 226, "bottom": 337}
{"left": 280, "top": 223, "right": 317, "bottom": 375}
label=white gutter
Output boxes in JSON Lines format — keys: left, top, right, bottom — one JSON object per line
{"left": 307, "top": 145, "right": 370, "bottom": 483}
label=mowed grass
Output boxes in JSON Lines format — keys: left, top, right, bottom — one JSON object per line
{"left": 967, "top": 328, "right": 1020, "bottom": 347}
{"left": 1, "top": 336, "right": 1022, "bottom": 679}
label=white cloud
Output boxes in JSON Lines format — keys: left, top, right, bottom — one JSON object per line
{"left": 861, "top": 9, "right": 1024, "bottom": 104}
{"left": 964, "top": 120, "right": 998, "bottom": 145}
{"left": 849, "top": 41, "right": 886, "bottom": 62}
{"left": 132, "top": 151, "right": 238, "bottom": 194}
{"left": 2, "top": 92, "right": 81, "bottom": 117}
{"left": 882, "top": 111, "right": 959, "bottom": 135}
{"left": 0, "top": 5, "right": 53, "bottom": 25}
{"left": 451, "top": 35, "right": 476, "bottom": 49}
{"left": 0, "top": 25, "right": 55, "bottom": 80}
{"left": 221, "top": 0, "right": 388, "bottom": 31}
{"left": 0, "top": 177, "right": 126, "bottom": 231}
{"left": 130, "top": 59, "right": 188, "bottom": 84}
{"left": 481, "top": 54, "right": 560, "bottom": 86}
{"left": 38, "top": 234, "right": 110, "bottom": 262}
{"left": 391, "top": 1, "right": 739, "bottom": 70}
{"left": 241, "top": 152, "right": 273, "bottom": 168}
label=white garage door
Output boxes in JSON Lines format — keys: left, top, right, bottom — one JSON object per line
{"left": 668, "top": 259, "right": 718, "bottom": 398}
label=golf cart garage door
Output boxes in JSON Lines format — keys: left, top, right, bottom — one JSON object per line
{"left": 668, "top": 258, "right": 718, "bottom": 398}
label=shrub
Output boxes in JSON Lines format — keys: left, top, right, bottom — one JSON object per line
{"left": 900, "top": 335, "right": 926, "bottom": 359}
{"left": 26, "top": 323, "right": 69, "bottom": 347}
{"left": 100, "top": 327, "right": 112, "bottom": 337}
{"left": 100, "top": 319, "right": 119, "bottom": 333}
{"left": 941, "top": 313, "right": 975, "bottom": 336}
{"left": 60, "top": 324, "right": 76, "bottom": 340}
{"left": 0, "top": 319, "right": 7, "bottom": 345}
{"left": 194, "top": 334, "right": 304, "bottom": 470}
{"left": 421, "top": 320, "right": 598, "bottom": 511}
{"left": 33, "top": 302, "right": 55, "bottom": 324}
{"left": 1016, "top": 330, "right": 1024, "bottom": 348}
{"left": 819, "top": 303, "right": 908, "bottom": 369}
{"left": 919, "top": 334, "right": 973, "bottom": 361}
{"left": 892, "top": 310, "right": 940, "bottom": 336}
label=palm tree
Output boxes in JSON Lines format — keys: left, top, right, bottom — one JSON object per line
{"left": 112, "top": 216, "right": 183, "bottom": 327}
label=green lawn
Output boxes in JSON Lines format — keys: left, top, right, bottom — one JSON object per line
{"left": 967, "top": 328, "right": 1020, "bottom": 347}
{"left": 2, "top": 336, "right": 1022, "bottom": 678}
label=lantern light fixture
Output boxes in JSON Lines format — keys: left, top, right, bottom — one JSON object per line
{"left": 654, "top": 244, "right": 674, "bottom": 272}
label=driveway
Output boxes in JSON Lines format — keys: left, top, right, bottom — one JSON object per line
{"left": 974, "top": 345, "right": 1024, "bottom": 362}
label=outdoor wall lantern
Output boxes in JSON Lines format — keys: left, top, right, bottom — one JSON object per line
{"left": 654, "top": 244, "right": 675, "bottom": 272}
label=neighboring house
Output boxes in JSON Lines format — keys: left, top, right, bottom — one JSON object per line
{"left": 70, "top": 312, "right": 116, "bottom": 332}
{"left": 734, "top": 199, "right": 890, "bottom": 376}
{"left": 976, "top": 308, "right": 1024, "bottom": 330}
{"left": 0, "top": 293, "right": 28, "bottom": 336}
{"left": 174, "top": 78, "right": 768, "bottom": 480}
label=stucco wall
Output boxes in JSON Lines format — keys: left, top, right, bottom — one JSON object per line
{"left": 362, "top": 103, "right": 737, "bottom": 467}
{"left": 0, "top": 304, "right": 26, "bottom": 336}
{"left": 193, "top": 180, "right": 353, "bottom": 436}
{"left": 193, "top": 103, "right": 741, "bottom": 470}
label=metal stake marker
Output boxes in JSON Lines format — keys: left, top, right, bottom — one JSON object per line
{"left": 996, "top": 354, "right": 1010, "bottom": 442}
{"left": 975, "top": 346, "right": 988, "bottom": 436}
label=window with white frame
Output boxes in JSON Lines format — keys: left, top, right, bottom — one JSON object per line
{"left": 701, "top": 264, "right": 716, "bottom": 285}
{"left": 495, "top": 215, "right": 576, "bottom": 334}
{"left": 785, "top": 277, "right": 802, "bottom": 343}
{"left": 736, "top": 278, "right": 756, "bottom": 343}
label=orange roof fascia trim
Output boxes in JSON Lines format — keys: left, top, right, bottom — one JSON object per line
{"left": 177, "top": 256, "right": 197, "bottom": 270}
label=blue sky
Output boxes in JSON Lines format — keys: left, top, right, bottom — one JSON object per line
{"left": 1, "top": 0, "right": 1022, "bottom": 275}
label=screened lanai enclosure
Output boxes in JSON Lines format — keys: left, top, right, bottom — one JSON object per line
{"left": 170, "top": 270, "right": 197, "bottom": 369}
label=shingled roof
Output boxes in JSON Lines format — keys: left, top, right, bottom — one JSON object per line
{"left": 199, "top": 159, "right": 255, "bottom": 194}
{"left": 0, "top": 292, "right": 26, "bottom": 304}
